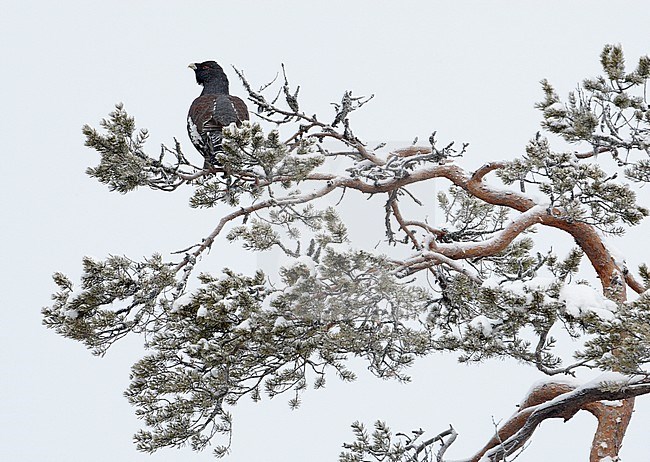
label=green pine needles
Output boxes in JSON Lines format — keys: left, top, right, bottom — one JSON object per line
{"left": 44, "top": 45, "right": 650, "bottom": 460}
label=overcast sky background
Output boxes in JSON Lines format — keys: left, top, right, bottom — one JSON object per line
{"left": 3, "top": 1, "right": 650, "bottom": 461}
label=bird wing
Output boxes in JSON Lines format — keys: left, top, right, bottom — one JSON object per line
{"left": 188, "top": 94, "right": 248, "bottom": 130}
{"left": 187, "top": 94, "right": 250, "bottom": 167}
{"left": 229, "top": 96, "right": 250, "bottom": 123}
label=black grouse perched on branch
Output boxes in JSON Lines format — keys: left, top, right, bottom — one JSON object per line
{"left": 187, "top": 61, "right": 249, "bottom": 169}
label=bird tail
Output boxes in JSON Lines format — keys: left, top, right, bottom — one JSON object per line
{"left": 204, "top": 130, "right": 224, "bottom": 167}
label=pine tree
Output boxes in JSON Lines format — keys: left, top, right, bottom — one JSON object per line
{"left": 43, "top": 45, "right": 650, "bottom": 461}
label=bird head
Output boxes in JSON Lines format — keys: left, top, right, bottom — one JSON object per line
{"left": 188, "top": 61, "right": 228, "bottom": 87}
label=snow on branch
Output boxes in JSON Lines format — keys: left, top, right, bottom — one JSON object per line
{"left": 342, "top": 375, "right": 650, "bottom": 462}
{"left": 47, "top": 47, "right": 650, "bottom": 460}
{"left": 83, "top": 103, "right": 203, "bottom": 192}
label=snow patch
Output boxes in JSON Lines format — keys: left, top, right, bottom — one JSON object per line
{"left": 560, "top": 283, "right": 617, "bottom": 319}
{"left": 196, "top": 306, "right": 208, "bottom": 317}
{"left": 171, "top": 292, "right": 193, "bottom": 313}
{"left": 236, "top": 318, "right": 251, "bottom": 330}
{"left": 63, "top": 309, "right": 79, "bottom": 319}
{"left": 524, "top": 376, "right": 581, "bottom": 401}
{"left": 469, "top": 315, "right": 497, "bottom": 336}
{"left": 481, "top": 276, "right": 501, "bottom": 290}
{"left": 599, "top": 400, "right": 623, "bottom": 407}
{"left": 261, "top": 291, "right": 281, "bottom": 312}
{"left": 274, "top": 316, "right": 289, "bottom": 327}
{"left": 526, "top": 277, "right": 555, "bottom": 291}
{"left": 286, "top": 255, "right": 317, "bottom": 276}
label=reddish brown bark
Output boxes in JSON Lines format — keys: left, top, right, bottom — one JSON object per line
{"left": 202, "top": 150, "right": 641, "bottom": 460}
{"left": 469, "top": 382, "right": 575, "bottom": 462}
{"left": 469, "top": 384, "right": 638, "bottom": 462}
{"left": 328, "top": 159, "right": 623, "bottom": 294}
{"left": 584, "top": 398, "right": 635, "bottom": 461}
{"left": 365, "top": 155, "right": 636, "bottom": 461}
{"left": 458, "top": 161, "right": 634, "bottom": 461}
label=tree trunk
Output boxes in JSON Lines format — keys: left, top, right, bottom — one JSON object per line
{"left": 585, "top": 398, "right": 635, "bottom": 462}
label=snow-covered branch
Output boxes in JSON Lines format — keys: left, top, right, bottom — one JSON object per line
{"left": 470, "top": 375, "right": 650, "bottom": 462}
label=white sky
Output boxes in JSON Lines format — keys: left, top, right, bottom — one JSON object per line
{"left": 3, "top": 1, "right": 650, "bottom": 461}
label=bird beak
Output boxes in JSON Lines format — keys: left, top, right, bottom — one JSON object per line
{"left": 188, "top": 63, "right": 197, "bottom": 70}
